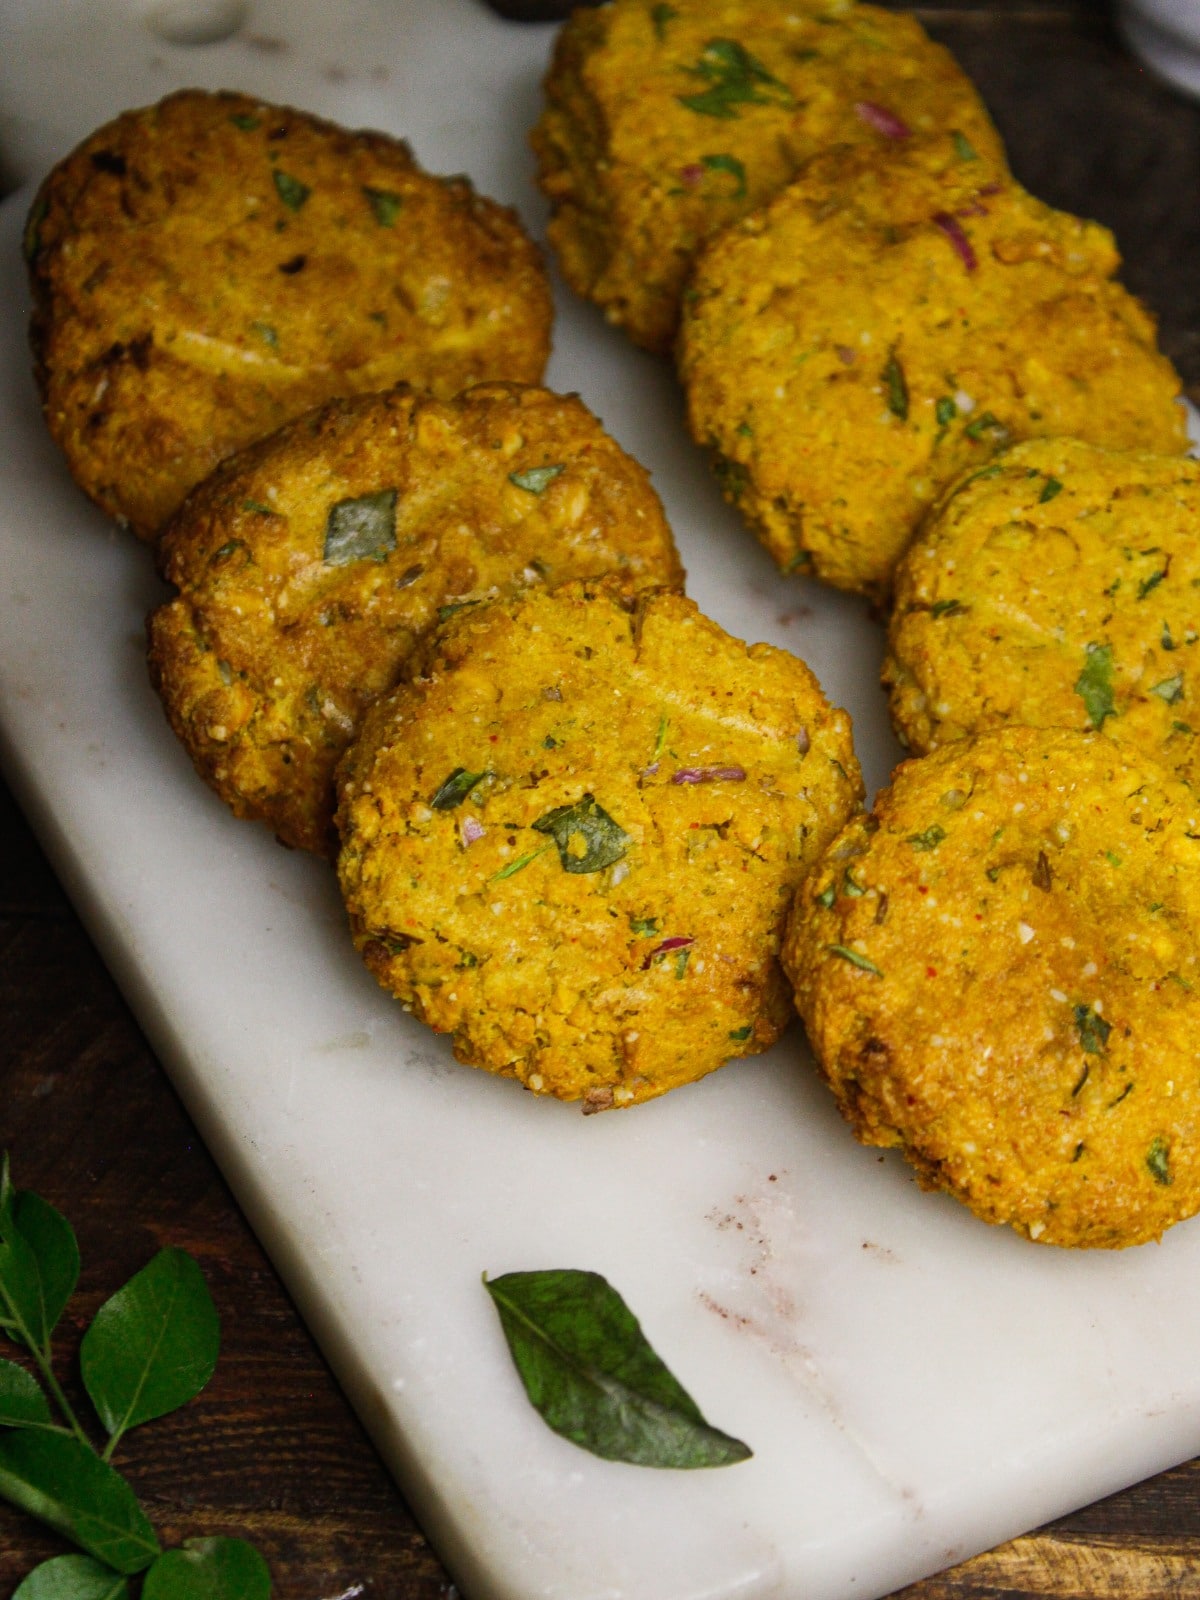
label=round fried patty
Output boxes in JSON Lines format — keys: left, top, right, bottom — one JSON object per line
{"left": 27, "top": 89, "right": 553, "bottom": 540}
{"left": 885, "top": 439, "right": 1200, "bottom": 784}
{"left": 336, "top": 578, "right": 863, "bottom": 1108}
{"left": 148, "top": 383, "right": 683, "bottom": 855}
{"left": 532, "top": 0, "right": 1005, "bottom": 353}
{"left": 784, "top": 726, "right": 1200, "bottom": 1248}
{"left": 678, "top": 135, "right": 1188, "bottom": 599}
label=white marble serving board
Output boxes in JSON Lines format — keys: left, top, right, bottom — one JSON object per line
{"left": 3, "top": 4, "right": 1200, "bottom": 1597}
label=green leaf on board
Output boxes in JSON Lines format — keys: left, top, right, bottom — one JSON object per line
{"left": 0, "top": 1358, "right": 55, "bottom": 1429}
{"left": 323, "top": 489, "right": 398, "bottom": 565}
{"left": 0, "top": 1160, "right": 50, "bottom": 1353}
{"left": 484, "top": 1269, "right": 752, "bottom": 1468}
{"left": 0, "top": 1431, "right": 159, "bottom": 1573}
{"left": 13, "top": 1553, "right": 131, "bottom": 1600}
{"left": 13, "top": 1190, "right": 80, "bottom": 1347}
{"left": 532, "top": 794, "right": 631, "bottom": 874}
{"left": 141, "top": 1538, "right": 271, "bottom": 1600}
{"left": 80, "top": 1249, "right": 219, "bottom": 1448}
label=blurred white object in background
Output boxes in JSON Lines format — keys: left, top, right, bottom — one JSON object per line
{"left": 1119, "top": 0, "right": 1200, "bottom": 99}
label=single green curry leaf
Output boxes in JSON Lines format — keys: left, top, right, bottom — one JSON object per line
{"left": 430, "top": 768, "right": 486, "bottom": 810}
{"left": 1075, "top": 642, "right": 1115, "bottom": 729}
{"left": 484, "top": 1269, "right": 752, "bottom": 1468}
{"left": 80, "top": 1248, "right": 219, "bottom": 1449}
{"left": 323, "top": 489, "right": 398, "bottom": 565}
{"left": 0, "top": 1358, "right": 55, "bottom": 1429}
{"left": 13, "top": 1553, "right": 130, "bottom": 1600}
{"left": 0, "top": 1432, "right": 159, "bottom": 1573}
{"left": 142, "top": 1538, "right": 271, "bottom": 1600}
{"left": 0, "top": 1161, "right": 50, "bottom": 1353}
{"left": 13, "top": 1190, "right": 80, "bottom": 1346}
{"left": 532, "top": 794, "right": 631, "bottom": 874}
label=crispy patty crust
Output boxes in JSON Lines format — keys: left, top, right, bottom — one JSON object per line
{"left": 678, "top": 136, "right": 1188, "bottom": 598}
{"left": 27, "top": 89, "right": 553, "bottom": 540}
{"left": 336, "top": 578, "right": 863, "bottom": 1107}
{"left": 148, "top": 382, "right": 683, "bottom": 855}
{"left": 784, "top": 727, "right": 1200, "bottom": 1247}
{"left": 532, "top": 0, "right": 1005, "bottom": 353}
{"left": 885, "top": 440, "right": 1200, "bottom": 784}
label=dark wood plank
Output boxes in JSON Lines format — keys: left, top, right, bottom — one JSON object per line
{"left": 0, "top": 777, "right": 455, "bottom": 1597}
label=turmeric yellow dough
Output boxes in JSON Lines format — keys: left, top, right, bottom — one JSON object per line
{"left": 678, "top": 136, "right": 1188, "bottom": 599}
{"left": 148, "top": 383, "right": 683, "bottom": 856}
{"left": 784, "top": 727, "right": 1200, "bottom": 1247}
{"left": 26, "top": 89, "right": 553, "bottom": 541}
{"left": 885, "top": 441, "right": 1200, "bottom": 786}
{"left": 336, "top": 579, "right": 863, "bottom": 1108}
{"left": 532, "top": 0, "right": 1004, "bottom": 355}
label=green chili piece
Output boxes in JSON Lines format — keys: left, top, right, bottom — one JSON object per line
{"left": 509, "top": 464, "right": 565, "bottom": 494}
{"left": 323, "top": 488, "right": 398, "bottom": 565}
{"left": 827, "top": 945, "right": 883, "bottom": 976}
{"left": 273, "top": 169, "right": 311, "bottom": 210}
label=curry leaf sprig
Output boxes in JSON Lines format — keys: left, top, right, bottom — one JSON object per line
{"left": 0, "top": 1157, "right": 270, "bottom": 1599}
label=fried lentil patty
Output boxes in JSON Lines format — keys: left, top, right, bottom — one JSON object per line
{"left": 336, "top": 578, "right": 863, "bottom": 1107}
{"left": 678, "top": 136, "right": 1188, "bottom": 599}
{"left": 148, "top": 383, "right": 683, "bottom": 855}
{"left": 784, "top": 726, "right": 1200, "bottom": 1247}
{"left": 26, "top": 89, "right": 553, "bottom": 540}
{"left": 885, "top": 439, "right": 1200, "bottom": 784}
{"left": 532, "top": 0, "right": 1005, "bottom": 354}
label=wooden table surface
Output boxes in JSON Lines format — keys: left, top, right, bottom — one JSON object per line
{"left": 4, "top": 1, "right": 1200, "bottom": 1594}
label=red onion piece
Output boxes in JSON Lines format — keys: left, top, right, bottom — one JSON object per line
{"left": 671, "top": 765, "right": 747, "bottom": 785}
{"left": 641, "top": 935, "right": 695, "bottom": 970}
{"left": 460, "top": 815, "right": 486, "bottom": 845}
{"left": 854, "top": 101, "right": 911, "bottom": 141}
{"left": 932, "top": 210, "right": 977, "bottom": 271}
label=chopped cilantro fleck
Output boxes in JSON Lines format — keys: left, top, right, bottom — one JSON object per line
{"left": 364, "top": 186, "right": 403, "bottom": 226}
{"left": 430, "top": 768, "right": 486, "bottom": 810}
{"left": 1075, "top": 642, "right": 1115, "bottom": 728}
{"left": 1163, "top": 623, "right": 1177, "bottom": 651}
{"left": 323, "top": 488, "right": 397, "bottom": 565}
{"left": 532, "top": 793, "right": 630, "bottom": 874}
{"left": 930, "top": 598, "right": 966, "bottom": 619}
{"left": 651, "top": 2, "right": 678, "bottom": 39}
{"left": 699, "top": 152, "right": 748, "bottom": 200}
{"left": 1039, "top": 476, "right": 1063, "bottom": 503}
{"left": 907, "top": 824, "right": 946, "bottom": 851}
{"left": 1138, "top": 567, "right": 1168, "bottom": 600}
{"left": 490, "top": 847, "right": 550, "bottom": 882}
{"left": 272, "top": 169, "right": 311, "bottom": 210}
{"left": 827, "top": 945, "right": 883, "bottom": 976}
{"left": 1074, "top": 1002, "right": 1111, "bottom": 1055}
{"left": 675, "top": 947, "right": 691, "bottom": 979}
{"left": 1104, "top": 850, "right": 1122, "bottom": 868}
{"left": 728, "top": 1024, "right": 753, "bottom": 1042}
{"left": 1151, "top": 673, "right": 1184, "bottom": 704}
{"left": 629, "top": 916, "right": 659, "bottom": 936}
{"left": 230, "top": 113, "right": 261, "bottom": 132}
{"left": 509, "top": 464, "right": 565, "bottom": 494}
{"left": 883, "top": 353, "right": 908, "bottom": 421}
{"left": 963, "top": 411, "right": 1006, "bottom": 442}
{"left": 241, "top": 499, "right": 274, "bottom": 516}
{"left": 952, "top": 130, "right": 979, "bottom": 161}
{"left": 935, "top": 395, "right": 957, "bottom": 427}
{"left": 1146, "top": 1136, "right": 1172, "bottom": 1186}
{"left": 677, "top": 38, "right": 794, "bottom": 119}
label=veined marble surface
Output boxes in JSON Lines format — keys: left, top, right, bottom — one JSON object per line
{"left": 2, "top": 5, "right": 1200, "bottom": 1597}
